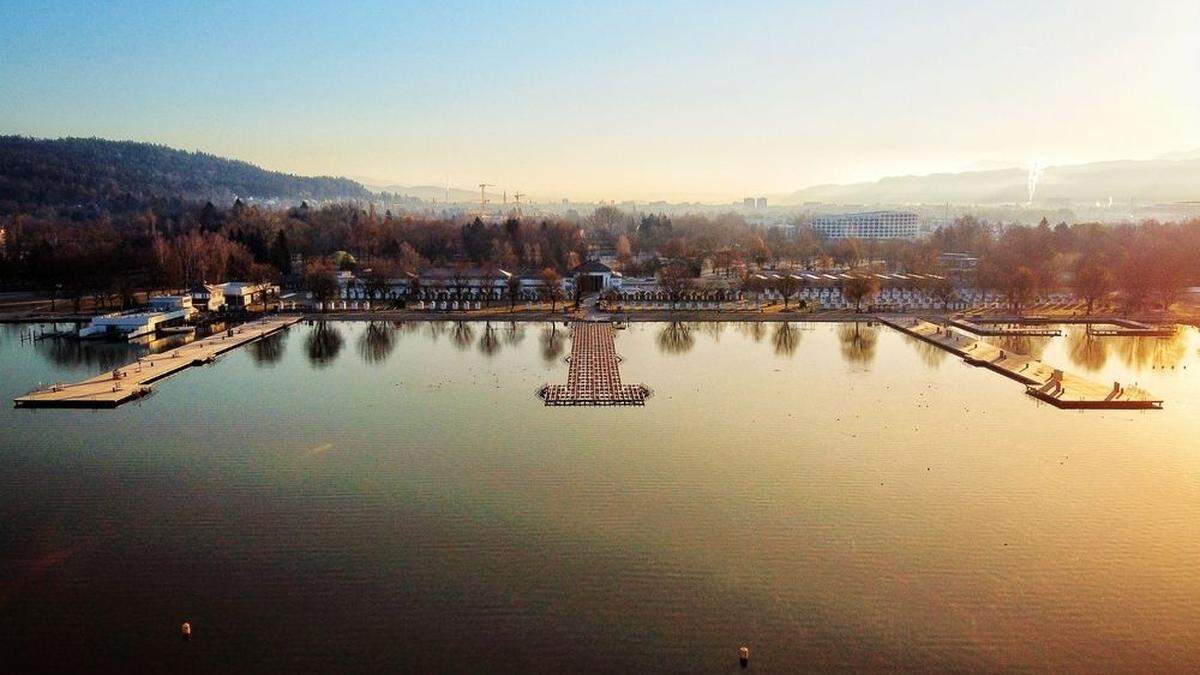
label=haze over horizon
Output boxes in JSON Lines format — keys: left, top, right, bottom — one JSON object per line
{"left": 3, "top": 0, "right": 1198, "bottom": 202}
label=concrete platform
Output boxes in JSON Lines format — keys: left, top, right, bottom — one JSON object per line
{"left": 14, "top": 315, "right": 301, "bottom": 409}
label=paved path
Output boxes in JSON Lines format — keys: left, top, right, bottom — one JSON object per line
{"left": 881, "top": 317, "right": 1162, "bottom": 410}
{"left": 14, "top": 315, "right": 301, "bottom": 408}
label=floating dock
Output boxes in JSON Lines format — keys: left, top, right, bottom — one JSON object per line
{"left": 961, "top": 315, "right": 1174, "bottom": 337}
{"left": 1084, "top": 320, "right": 1177, "bottom": 337}
{"left": 881, "top": 317, "right": 1162, "bottom": 410}
{"left": 948, "top": 318, "right": 1062, "bottom": 337}
{"left": 13, "top": 315, "right": 301, "bottom": 408}
{"left": 540, "top": 322, "right": 649, "bottom": 406}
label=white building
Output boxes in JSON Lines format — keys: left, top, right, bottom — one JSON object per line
{"left": 79, "top": 308, "right": 189, "bottom": 339}
{"left": 190, "top": 284, "right": 226, "bottom": 312}
{"left": 572, "top": 260, "right": 620, "bottom": 294}
{"left": 148, "top": 295, "right": 196, "bottom": 319}
{"left": 221, "top": 282, "right": 275, "bottom": 308}
{"left": 811, "top": 211, "right": 920, "bottom": 240}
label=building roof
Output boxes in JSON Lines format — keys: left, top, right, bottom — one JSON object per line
{"left": 222, "top": 281, "right": 271, "bottom": 295}
{"left": 572, "top": 260, "right": 613, "bottom": 274}
{"left": 420, "top": 267, "right": 511, "bottom": 280}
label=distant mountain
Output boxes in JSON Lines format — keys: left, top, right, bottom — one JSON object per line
{"left": 1157, "top": 148, "right": 1200, "bottom": 161}
{"left": 0, "top": 136, "right": 373, "bottom": 210}
{"left": 788, "top": 156, "right": 1200, "bottom": 205}
{"left": 353, "top": 179, "right": 479, "bottom": 203}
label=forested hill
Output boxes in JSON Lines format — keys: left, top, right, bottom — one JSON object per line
{"left": 0, "top": 136, "right": 372, "bottom": 211}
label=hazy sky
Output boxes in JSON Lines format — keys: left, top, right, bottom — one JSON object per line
{"left": 2, "top": 0, "right": 1198, "bottom": 201}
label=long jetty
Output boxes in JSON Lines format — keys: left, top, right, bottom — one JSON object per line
{"left": 13, "top": 315, "right": 301, "bottom": 408}
{"left": 540, "top": 322, "right": 649, "bottom": 406}
{"left": 881, "top": 317, "right": 1162, "bottom": 410}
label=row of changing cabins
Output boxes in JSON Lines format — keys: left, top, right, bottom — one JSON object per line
{"left": 326, "top": 265, "right": 1035, "bottom": 312}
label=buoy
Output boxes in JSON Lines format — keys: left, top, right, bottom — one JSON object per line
{"left": 739, "top": 646, "right": 749, "bottom": 667}
{"left": 181, "top": 622, "right": 192, "bottom": 640}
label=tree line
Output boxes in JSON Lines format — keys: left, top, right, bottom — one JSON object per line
{"left": 2, "top": 189, "right": 1198, "bottom": 314}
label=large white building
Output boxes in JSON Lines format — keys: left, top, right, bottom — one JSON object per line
{"left": 811, "top": 211, "right": 920, "bottom": 240}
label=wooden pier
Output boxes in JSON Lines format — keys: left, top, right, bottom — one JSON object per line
{"left": 540, "top": 322, "right": 649, "bottom": 406}
{"left": 13, "top": 315, "right": 301, "bottom": 408}
{"left": 881, "top": 317, "right": 1162, "bottom": 410}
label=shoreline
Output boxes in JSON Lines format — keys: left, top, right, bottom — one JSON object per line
{"left": 2, "top": 307, "right": 1189, "bottom": 326}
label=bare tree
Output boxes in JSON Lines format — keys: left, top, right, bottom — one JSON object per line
{"left": 1073, "top": 261, "right": 1112, "bottom": 315}
{"left": 842, "top": 276, "right": 879, "bottom": 312}
{"left": 540, "top": 267, "right": 563, "bottom": 310}
{"left": 658, "top": 262, "right": 692, "bottom": 310}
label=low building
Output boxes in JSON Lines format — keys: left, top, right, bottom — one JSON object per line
{"left": 572, "top": 260, "right": 619, "bottom": 294}
{"left": 78, "top": 308, "right": 189, "bottom": 339}
{"left": 190, "top": 284, "right": 226, "bottom": 312}
{"left": 222, "top": 282, "right": 275, "bottom": 308}
{"left": 811, "top": 211, "right": 920, "bottom": 240}
{"left": 148, "top": 295, "right": 196, "bottom": 319}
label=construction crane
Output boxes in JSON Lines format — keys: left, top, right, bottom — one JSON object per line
{"left": 478, "top": 183, "right": 493, "bottom": 212}
{"left": 513, "top": 192, "right": 525, "bottom": 205}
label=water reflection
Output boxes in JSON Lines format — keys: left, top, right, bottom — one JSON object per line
{"left": 398, "top": 320, "right": 425, "bottom": 337}
{"left": 539, "top": 323, "right": 567, "bottom": 364}
{"left": 1116, "top": 334, "right": 1187, "bottom": 371}
{"left": 656, "top": 322, "right": 695, "bottom": 355}
{"left": 771, "top": 322, "right": 800, "bottom": 357}
{"left": 1066, "top": 330, "right": 1107, "bottom": 371}
{"left": 478, "top": 322, "right": 501, "bottom": 357}
{"left": 37, "top": 337, "right": 143, "bottom": 371}
{"left": 911, "top": 336, "right": 949, "bottom": 368}
{"left": 425, "top": 321, "right": 448, "bottom": 342}
{"left": 996, "top": 335, "right": 1049, "bottom": 359}
{"left": 450, "top": 322, "right": 475, "bottom": 351}
{"left": 736, "top": 322, "right": 766, "bottom": 344}
{"left": 358, "top": 322, "right": 396, "bottom": 365}
{"left": 838, "top": 322, "right": 879, "bottom": 365}
{"left": 503, "top": 322, "right": 526, "bottom": 346}
{"left": 305, "top": 321, "right": 344, "bottom": 368}
{"left": 249, "top": 332, "right": 286, "bottom": 367}
{"left": 697, "top": 322, "right": 726, "bottom": 343}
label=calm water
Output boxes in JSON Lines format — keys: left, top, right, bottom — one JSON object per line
{"left": 2, "top": 320, "right": 1199, "bottom": 672}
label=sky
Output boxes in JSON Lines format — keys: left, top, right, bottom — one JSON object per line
{"left": 2, "top": 0, "right": 1199, "bottom": 202}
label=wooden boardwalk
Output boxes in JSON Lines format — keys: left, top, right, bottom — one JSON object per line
{"left": 881, "top": 317, "right": 1162, "bottom": 410}
{"left": 14, "top": 315, "right": 301, "bottom": 408}
{"left": 540, "top": 322, "right": 649, "bottom": 406}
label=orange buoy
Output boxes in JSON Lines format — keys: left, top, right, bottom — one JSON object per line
{"left": 181, "top": 622, "right": 192, "bottom": 640}
{"left": 739, "top": 646, "right": 749, "bottom": 667}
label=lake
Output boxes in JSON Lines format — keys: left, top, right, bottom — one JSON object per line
{"left": 2, "top": 320, "right": 1199, "bottom": 672}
